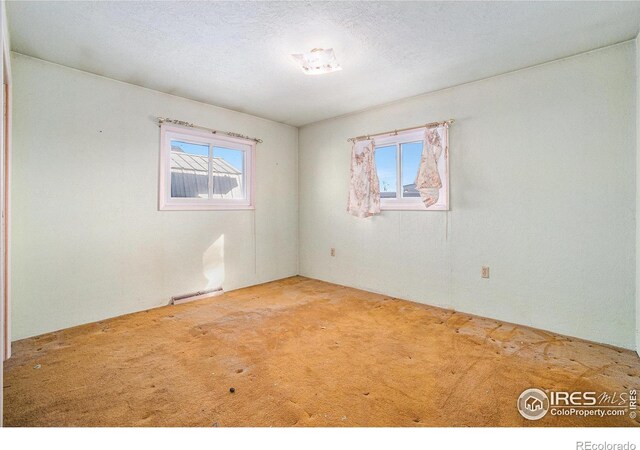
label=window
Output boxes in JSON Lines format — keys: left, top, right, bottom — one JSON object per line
{"left": 159, "top": 124, "right": 255, "bottom": 210}
{"left": 374, "top": 128, "right": 448, "bottom": 210}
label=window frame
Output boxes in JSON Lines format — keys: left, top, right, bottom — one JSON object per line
{"left": 159, "top": 123, "right": 255, "bottom": 211}
{"left": 374, "top": 128, "right": 449, "bottom": 211}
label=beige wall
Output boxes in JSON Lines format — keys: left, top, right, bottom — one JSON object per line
{"left": 0, "top": 0, "right": 9, "bottom": 424}
{"left": 636, "top": 33, "right": 640, "bottom": 353}
{"left": 11, "top": 53, "right": 298, "bottom": 339}
{"left": 299, "top": 42, "right": 636, "bottom": 349}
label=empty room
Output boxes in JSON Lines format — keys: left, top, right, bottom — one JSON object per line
{"left": 1, "top": 0, "right": 640, "bottom": 444}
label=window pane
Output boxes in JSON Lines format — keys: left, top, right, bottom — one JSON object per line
{"left": 212, "top": 146, "right": 245, "bottom": 199}
{"left": 401, "top": 141, "right": 423, "bottom": 198}
{"left": 170, "top": 140, "right": 210, "bottom": 198}
{"left": 375, "top": 145, "right": 397, "bottom": 198}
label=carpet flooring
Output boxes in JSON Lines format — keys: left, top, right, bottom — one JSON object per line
{"left": 3, "top": 276, "right": 639, "bottom": 426}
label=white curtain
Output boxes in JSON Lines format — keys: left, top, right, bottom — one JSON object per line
{"left": 415, "top": 125, "right": 448, "bottom": 208}
{"left": 347, "top": 139, "right": 381, "bottom": 218}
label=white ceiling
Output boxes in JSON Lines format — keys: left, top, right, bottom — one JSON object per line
{"left": 7, "top": 1, "right": 640, "bottom": 127}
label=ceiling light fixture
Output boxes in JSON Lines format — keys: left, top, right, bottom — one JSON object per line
{"left": 290, "top": 48, "right": 342, "bottom": 75}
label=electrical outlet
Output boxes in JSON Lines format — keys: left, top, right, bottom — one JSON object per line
{"left": 330, "top": 248, "right": 336, "bottom": 257}
{"left": 481, "top": 266, "right": 490, "bottom": 278}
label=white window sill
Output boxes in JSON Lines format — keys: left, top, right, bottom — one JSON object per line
{"left": 159, "top": 203, "right": 255, "bottom": 211}
{"left": 380, "top": 201, "right": 448, "bottom": 211}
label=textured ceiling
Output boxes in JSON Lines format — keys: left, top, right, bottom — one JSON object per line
{"left": 7, "top": 1, "right": 640, "bottom": 126}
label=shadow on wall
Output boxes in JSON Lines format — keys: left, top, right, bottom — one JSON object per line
{"left": 203, "top": 234, "right": 225, "bottom": 290}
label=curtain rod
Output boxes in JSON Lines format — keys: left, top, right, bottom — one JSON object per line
{"left": 157, "top": 117, "right": 263, "bottom": 143}
{"left": 346, "top": 119, "right": 454, "bottom": 143}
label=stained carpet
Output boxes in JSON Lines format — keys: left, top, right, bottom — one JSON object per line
{"left": 3, "top": 276, "right": 639, "bottom": 426}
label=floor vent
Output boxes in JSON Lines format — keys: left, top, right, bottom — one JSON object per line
{"left": 171, "top": 288, "right": 224, "bottom": 305}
